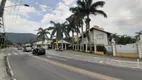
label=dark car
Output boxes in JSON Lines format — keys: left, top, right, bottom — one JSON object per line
{"left": 32, "top": 45, "right": 46, "bottom": 55}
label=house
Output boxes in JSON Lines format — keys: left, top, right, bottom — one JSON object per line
{"left": 80, "top": 26, "right": 111, "bottom": 45}
{"left": 33, "top": 40, "right": 52, "bottom": 49}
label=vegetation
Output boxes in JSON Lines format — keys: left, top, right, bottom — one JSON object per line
{"left": 47, "top": 21, "right": 69, "bottom": 48}
{"left": 37, "top": 27, "right": 50, "bottom": 45}
{"left": 70, "top": 0, "right": 107, "bottom": 52}
{"left": 47, "top": 21, "right": 69, "bottom": 40}
{"left": 96, "top": 45, "right": 107, "bottom": 54}
{"left": 110, "top": 34, "right": 136, "bottom": 45}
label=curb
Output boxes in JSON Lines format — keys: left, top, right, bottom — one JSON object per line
{"left": 4, "top": 56, "right": 16, "bottom": 80}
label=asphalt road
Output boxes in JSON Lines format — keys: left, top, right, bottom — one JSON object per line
{"left": 7, "top": 48, "right": 142, "bottom": 80}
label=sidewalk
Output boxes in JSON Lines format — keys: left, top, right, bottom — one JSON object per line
{"left": 0, "top": 49, "right": 9, "bottom": 80}
{"left": 46, "top": 50, "right": 142, "bottom": 69}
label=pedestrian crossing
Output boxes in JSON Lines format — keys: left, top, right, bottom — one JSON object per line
{"left": 7, "top": 52, "right": 33, "bottom": 56}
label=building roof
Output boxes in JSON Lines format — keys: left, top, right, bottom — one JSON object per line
{"left": 80, "top": 27, "right": 111, "bottom": 38}
{"left": 34, "top": 40, "right": 52, "bottom": 45}
{"left": 90, "top": 27, "right": 111, "bottom": 34}
{"left": 55, "top": 40, "right": 71, "bottom": 44}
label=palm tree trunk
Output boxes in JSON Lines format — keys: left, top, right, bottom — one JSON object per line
{"left": 81, "top": 24, "right": 84, "bottom": 51}
{"left": 42, "top": 40, "right": 44, "bottom": 47}
{"left": 62, "top": 38, "right": 63, "bottom": 50}
{"left": 77, "top": 30, "right": 79, "bottom": 51}
{"left": 72, "top": 31, "right": 74, "bottom": 50}
{"left": 86, "top": 15, "right": 92, "bottom": 53}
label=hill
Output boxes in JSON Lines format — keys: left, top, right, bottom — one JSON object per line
{"left": 6, "top": 33, "right": 37, "bottom": 43}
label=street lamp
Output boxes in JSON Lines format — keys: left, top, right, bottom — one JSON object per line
{"left": 4, "top": 4, "right": 29, "bottom": 8}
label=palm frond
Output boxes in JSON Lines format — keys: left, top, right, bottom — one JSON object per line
{"left": 47, "top": 27, "right": 55, "bottom": 30}
{"left": 90, "top": 1, "right": 105, "bottom": 9}
{"left": 92, "top": 10, "right": 107, "bottom": 18}
{"left": 50, "top": 29, "right": 56, "bottom": 39}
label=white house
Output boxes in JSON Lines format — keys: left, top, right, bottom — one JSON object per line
{"left": 80, "top": 26, "right": 111, "bottom": 45}
{"left": 33, "top": 40, "right": 52, "bottom": 49}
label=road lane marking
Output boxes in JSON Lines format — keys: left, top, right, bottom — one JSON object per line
{"left": 20, "top": 52, "right": 23, "bottom": 55}
{"left": 35, "top": 56, "right": 120, "bottom": 80}
{"left": 46, "top": 56, "right": 66, "bottom": 61}
{"left": 28, "top": 54, "right": 32, "bottom": 56}
{"left": 14, "top": 53, "right": 18, "bottom": 55}
{"left": 8, "top": 53, "right": 11, "bottom": 56}
{"left": 75, "top": 55, "right": 80, "bottom": 56}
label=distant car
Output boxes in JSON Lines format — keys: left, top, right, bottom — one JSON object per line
{"left": 23, "top": 45, "right": 32, "bottom": 52}
{"left": 17, "top": 46, "right": 22, "bottom": 50}
{"left": 32, "top": 45, "right": 46, "bottom": 55}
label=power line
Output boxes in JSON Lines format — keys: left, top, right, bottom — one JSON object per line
{"left": 13, "top": 0, "right": 23, "bottom": 25}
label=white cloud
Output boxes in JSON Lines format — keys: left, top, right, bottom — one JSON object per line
{"left": 4, "top": 0, "right": 142, "bottom": 36}
{"left": 4, "top": 14, "right": 40, "bottom": 34}
{"left": 39, "top": 4, "right": 48, "bottom": 12}
{"left": 3, "top": 0, "right": 41, "bottom": 33}
{"left": 5, "top": 0, "right": 40, "bottom": 18}
{"left": 63, "top": 0, "right": 74, "bottom": 5}
{"left": 89, "top": 0, "right": 142, "bottom": 36}
{"left": 41, "top": 2, "right": 72, "bottom": 24}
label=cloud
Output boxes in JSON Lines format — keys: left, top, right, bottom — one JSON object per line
{"left": 4, "top": 0, "right": 142, "bottom": 36}
{"left": 39, "top": 4, "right": 48, "bottom": 12}
{"left": 5, "top": 0, "right": 40, "bottom": 18}
{"left": 4, "top": 14, "right": 40, "bottom": 34}
{"left": 41, "top": 2, "right": 72, "bottom": 24}
{"left": 63, "top": 0, "right": 74, "bottom": 5}
{"left": 89, "top": 0, "right": 142, "bottom": 36}
{"left": 4, "top": 0, "right": 41, "bottom": 33}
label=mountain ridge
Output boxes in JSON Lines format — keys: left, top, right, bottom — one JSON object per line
{"left": 6, "top": 33, "right": 37, "bottom": 43}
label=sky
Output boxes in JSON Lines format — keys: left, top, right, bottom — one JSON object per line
{"left": 1, "top": 0, "right": 142, "bottom": 36}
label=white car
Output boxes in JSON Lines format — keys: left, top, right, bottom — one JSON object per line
{"left": 23, "top": 45, "right": 32, "bottom": 52}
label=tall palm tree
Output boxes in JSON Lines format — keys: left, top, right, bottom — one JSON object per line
{"left": 70, "top": 0, "right": 107, "bottom": 52}
{"left": 66, "top": 15, "right": 80, "bottom": 50}
{"left": 37, "top": 27, "right": 50, "bottom": 45}
{"left": 48, "top": 21, "right": 69, "bottom": 49}
{"left": 72, "top": 13, "right": 84, "bottom": 51}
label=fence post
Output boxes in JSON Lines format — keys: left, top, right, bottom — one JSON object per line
{"left": 112, "top": 39, "right": 116, "bottom": 56}
{"left": 86, "top": 44, "right": 88, "bottom": 52}
{"left": 94, "top": 44, "right": 96, "bottom": 53}
{"left": 137, "top": 41, "right": 142, "bottom": 58}
{"left": 137, "top": 59, "right": 140, "bottom": 68}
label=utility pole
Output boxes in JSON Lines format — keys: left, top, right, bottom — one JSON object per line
{"left": 0, "top": 0, "right": 7, "bottom": 48}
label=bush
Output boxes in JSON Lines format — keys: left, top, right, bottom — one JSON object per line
{"left": 96, "top": 45, "right": 107, "bottom": 54}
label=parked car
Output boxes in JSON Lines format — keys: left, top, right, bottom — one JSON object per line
{"left": 23, "top": 44, "right": 32, "bottom": 52}
{"left": 32, "top": 45, "right": 46, "bottom": 55}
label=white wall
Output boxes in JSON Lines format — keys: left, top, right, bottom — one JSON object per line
{"left": 93, "top": 30, "right": 108, "bottom": 45}
{"left": 116, "top": 44, "right": 137, "bottom": 53}
{"left": 80, "top": 30, "right": 109, "bottom": 45}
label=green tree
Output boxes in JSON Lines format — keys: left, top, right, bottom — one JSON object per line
{"left": 37, "top": 27, "right": 50, "bottom": 45}
{"left": 111, "top": 34, "right": 136, "bottom": 45}
{"left": 66, "top": 15, "right": 80, "bottom": 50}
{"left": 47, "top": 21, "right": 69, "bottom": 49}
{"left": 70, "top": 0, "right": 107, "bottom": 52}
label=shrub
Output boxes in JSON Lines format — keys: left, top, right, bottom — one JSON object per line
{"left": 96, "top": 45, "right": 107, "bottom": 54}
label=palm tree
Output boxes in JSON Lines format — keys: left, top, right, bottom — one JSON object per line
{"left": 66, "top": 15, "right": 80, "bottom": 50}
{"left": 48, "top": 21, "right": 69, "bottom": 49}
{"left": 72, "top": 13, "right": 84, "bottom": 51}
{"left": 37, "top": 28, "right": 50, "bottom": 45}
{"left": 70, "top": 0, "right": 107, "bottom": 52}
